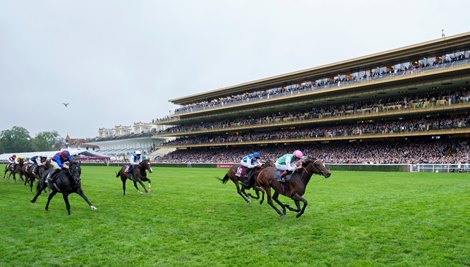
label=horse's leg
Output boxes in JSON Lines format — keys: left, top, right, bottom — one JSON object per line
{"left": 75, "top": 188, "right": 97, "bottom": 211}
{"left": 142, "top": 177, "right": 151, "bottom": 191}
{"left": 31, "top": 180, "right": 45, "bottom": 203}
{"left": 252, "top": 185, "right": 265, "bottom": 204}
{"left": 136, "top": 179, "right": 148, "bottom": 194}
{"left": 272, "top": 192, "right": 286, "bottom": 215}
{"left": 29, "top": 177, "right": 35, "bottom": 192}
{"left": 132, "top": 180, "right": 143, "bottom": 194}
{"left": 234, "top": 181, "right": 250, "bottom": 204}
{"left": 45, "top": 191, "right": 58, "bottom": 211}
{"left": 240, "top": 186, "right": 250, "bottom": 199}
{"left": 61, "top": 193, "right": 72, "bottom": 215}
{"left": 121, "top": 176, "right": 126, "bottom": 195}
{"left": 247, "top": 189, "right": 259, "bottom": 199}
{"left": 285, "top": 200, "right": 302, "bottom": 212}
{"left": 292, "top": 193, "right": 308, "bottom": 218}
{"left": 265, "top": 187, "right": 284, "bottom": 218}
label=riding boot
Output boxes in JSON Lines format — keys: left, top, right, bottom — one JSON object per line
{"left": 242, "top": 169, "right": 253, "bottom": 187}
{"left": 129, "top": 165, "right": 135, "bottom": 181}
{"left": 47, "top": 169, "right": 61, "bottom": 184}
{"left": 280, "top": 170, "right": 289, "bottom": 183}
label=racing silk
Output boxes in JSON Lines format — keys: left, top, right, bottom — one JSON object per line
{"left": 241, "top": 154, "right": 258, "bottom": 168}
{"left": 129, "top": 153, "right": 143, "bottom": 165}
{"left": 30, "top": 156, "right": 38, "bottom": 164}
{"left": 8, "top": 156, "right": 16, "bottom": 164}
{"left": 275, "top": 154, "right": 298, "bottom": 171}
{"left": 52, "top": 152, "right": 73, "bottom": 168}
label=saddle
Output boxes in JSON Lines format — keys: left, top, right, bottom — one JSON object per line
{"left": 46, "top": 169, "right": 61, "bottom": 185}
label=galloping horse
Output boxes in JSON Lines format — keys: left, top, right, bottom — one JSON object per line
{"left": 30, "top": 161, "right": 97, "bottom": 215}
{"left": 116, "top": 159, "right": 153, "bottom": 195}
{"left": 25, "top": 160, "right": 52, "bottom": 192}
{"left": 256, "top": 157, "right": 331, "bottom": 218}
{"left": 3, "top": 158, "right": 25, "bottom": 182}
{"left": 3, "top": 163, "right": 15, "bottom": 179}
{"left": 217, "top": 160, "right": 274, "bottom": 204}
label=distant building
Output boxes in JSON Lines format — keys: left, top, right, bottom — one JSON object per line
{"left": 90, "top": 121, "right": 172, "bottom": 158}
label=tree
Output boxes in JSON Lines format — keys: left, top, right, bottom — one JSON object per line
{"left": 32, "top": 131, "right": 63, "bottom": 151}
{"left": 0, "top": 126, "right": 33, "bottom": 153}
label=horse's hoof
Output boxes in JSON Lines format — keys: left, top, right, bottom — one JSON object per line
{"left": 280, "top": 214, "right": 285, "bottom": 219}
{"left": 296, "top": 213, "right": 302, "bottom": 218}
{"left": 90, "top": 206, "right": 97, "bottom": 211}
{"left": 138, "top": 191, "right": 143, "bottom": 194}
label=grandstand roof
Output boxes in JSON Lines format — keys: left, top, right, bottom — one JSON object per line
{"left": 169, "top": 32, "right": 470, "bottom": 105}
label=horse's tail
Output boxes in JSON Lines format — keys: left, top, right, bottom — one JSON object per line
{"left": 216, "top": 174, "right": 229, "bottom": 184}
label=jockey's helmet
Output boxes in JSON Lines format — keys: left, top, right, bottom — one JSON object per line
{"left": 253, "top": 152, "right": 261, "bottom": 158}
{"left": 135, "top": 150, "right": 142, "bottom": 155}
{"left": 293, "top": 150, "right": 303, "bottom": 159}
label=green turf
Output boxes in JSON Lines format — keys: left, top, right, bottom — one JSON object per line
{"left": 0, "top": 165, "right": 469, "bottom": 266}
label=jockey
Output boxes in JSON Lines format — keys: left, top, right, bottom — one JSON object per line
{"left": 49, "top": 150, "right": 73, "bottom": 182}
{"left": 29, "top": 155, "right": 45, "bottom": 176}
{"left": 275, "top": 150, "right": 304, "bottom": 182}
{"left": 14, "top": 155, "right": 22, "bottom": 164}
{"left": 241, "top": 152, "right": 261, "bottom": 186}
{"left": 52, "top": 150, "right": 73, "bottom": 170}
{"left": 15, "top": 155, "right": 23, "bottom": 165}
{"left": 7, "top": 154, "right": 16, "bottom": 169}
{"left": 128, "top": 150, "right": 143, "bottom": 181}
{"left": 30, "top": 155, "right": 42, "bottom": 166}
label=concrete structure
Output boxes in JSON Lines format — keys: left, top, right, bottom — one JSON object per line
{"left": 153, "top": 32, "right": 470, "bottom": 162}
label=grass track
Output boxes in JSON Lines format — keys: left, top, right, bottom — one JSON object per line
{"left": 0, "top": 165, "right": 469, "bottom": 266}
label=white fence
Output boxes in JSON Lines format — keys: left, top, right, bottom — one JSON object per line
{"left": 410, "top": 164, "right": 470, "bottom": 173}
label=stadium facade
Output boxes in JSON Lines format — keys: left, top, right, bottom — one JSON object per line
{"left": 154, "top": 32, "right": 470, "bottom": 165}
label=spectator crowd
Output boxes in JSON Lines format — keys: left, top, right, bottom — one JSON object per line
{"left": 155, "top": 138, "right": 469, "bottom": 164}
{"left": 160, "top": 115, "right": 469, "bottom": 146}
{"left": 170, "top": 50, "right": 470, "bottom": 115}
{"left": 158, "top": 89, "right": 470, "bottom": 135}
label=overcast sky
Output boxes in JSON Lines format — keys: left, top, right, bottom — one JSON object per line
{"left": 0, "top": 0, "right": 469, "bottom": 138}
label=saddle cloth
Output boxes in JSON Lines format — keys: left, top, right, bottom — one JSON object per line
{"left": 235, "top": 166, "right": 246, "bottom": 178}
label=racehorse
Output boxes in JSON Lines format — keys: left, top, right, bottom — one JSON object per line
{"left": 25, "top": 160, "right": 52, "bottom": 192}
{"left": 115, "top": 159, "right": 153, "bottom": 195}
{"left": 217, "top": 160, "right": 274, "bottom": 204}
{"left": 3, "top": 163, "right": 14, "bottom": 179}
{"left": 3, "top": 158, "right": 25, "bottom": 182}
{"left": 20, "top": 162, "right": 32, "bottom": 186}
{"left": 30, "top": 161, "right": 97, "bottom": 215}
{"left": 256, "top": 157, "right": 331, "bottom": 218}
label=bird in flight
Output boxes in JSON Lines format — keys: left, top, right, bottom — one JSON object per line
{"left": 62, "top": 103, "right": 70, "bottom": 108}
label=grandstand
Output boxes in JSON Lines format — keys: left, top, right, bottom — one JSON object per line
{"left": 154, "top": 32, "right": 470, "bottom": 168}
